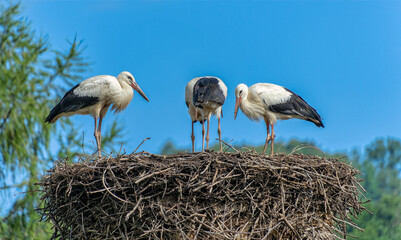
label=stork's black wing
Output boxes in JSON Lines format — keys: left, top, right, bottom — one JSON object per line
{"left": 193, "top": 77, "right": 225, "bottom": 109}
{"left": 45, "top": 83, "right": 99, "bottom": 123}
{"left": 268, "top": 88, "right": 324, "bottom": 127}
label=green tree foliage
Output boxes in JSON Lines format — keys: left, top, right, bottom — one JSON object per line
{"left": 160, "top": 140, "right": 188, "bottom": 155}
{"left": 0, "top": 2, "right": 123, "bottom": 239}
{"left": 348, "top": 138, "right": 401, "bottom": 239}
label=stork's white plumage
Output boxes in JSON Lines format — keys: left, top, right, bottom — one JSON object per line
{"left": 45, "top": 71, "right": 149, "bottom": 156}
{"left": 185, "top": 76, "right": 227, "bottom": 152}
{"left": 234, "top": 83, "right": 324, "bottom": 155}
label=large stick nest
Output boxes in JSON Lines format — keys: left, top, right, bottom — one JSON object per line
{"left": 37, "top": 151, "right": 367, "bottom": 239}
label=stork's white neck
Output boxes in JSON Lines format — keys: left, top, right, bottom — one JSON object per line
{"left": 111, "top": 80, "right": 134, "bottom": 113}
{"left": 240, "top": 97, "right": 265, "bottom": 121}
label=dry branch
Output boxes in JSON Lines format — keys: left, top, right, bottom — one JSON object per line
{"left": 37, "top": 151, "right": 367, "bottom": 239}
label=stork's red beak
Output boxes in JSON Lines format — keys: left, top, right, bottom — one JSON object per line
{"left": 131, "top": 82, "right": 149, "bottom": 102}
{"left": 234, "top": 97, "right": 241, "bottom": 120}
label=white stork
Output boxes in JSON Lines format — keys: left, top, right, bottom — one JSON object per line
{"left": 234, "top": 83, "right": 324, "bottom": 155}
{"left": 45, "top": 71, "right": 149, "bottom": 157}
{"left": 185, "top": 76, "right": 227, "bottom": 152}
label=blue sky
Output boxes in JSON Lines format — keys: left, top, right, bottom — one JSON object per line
{"left": 23, "top": 0, "right": 401, "bottom": 154}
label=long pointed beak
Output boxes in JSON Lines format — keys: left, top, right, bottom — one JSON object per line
{"left": 234, "top": 97, "right": 241, "bottom": 120}
{"left": 131, "top": 82, "right": 149, "bottom": 102}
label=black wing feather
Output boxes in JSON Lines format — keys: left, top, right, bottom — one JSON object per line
{"left": 268, "top": 88, "right": 324, "bottom": 127}
{"left": 193, "top": 77, "right": 225, "bottom": 109}
{"left": 45, "top": 83, "right": 99, "bottom": 123}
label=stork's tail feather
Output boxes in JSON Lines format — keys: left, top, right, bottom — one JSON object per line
{"left": 308, "top": 117, "right": 324, "bottom": 128}
{"left": 45, "top": 104, "right": 61, "bottom": 123}
{"left": 307, "top": 106, "right": 324, "bottom": 128}
{"left": 317, "top": 117, "right": 324, "bottom": 127}
{"left": 302, "top": 106, "right": 324, "bottom": 128}
{"left": 315, "top": 121, "right": 325, "bottom": 128}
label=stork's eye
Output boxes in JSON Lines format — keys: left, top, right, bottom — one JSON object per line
{"left": 239, "top": 90, "right": 243, "bottom": 94}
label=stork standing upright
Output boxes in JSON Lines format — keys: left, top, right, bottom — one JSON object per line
{"left": 45, "top": 71, "right": 149, "bottom": 157}
{"left": 185, "top": 77, "right": 227, "bottom": 152}
{"left": 234, "top": 83, "right": 324, "bottom": 155}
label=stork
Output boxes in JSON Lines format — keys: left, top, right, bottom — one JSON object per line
{"left": 185, "top": 76, "right": 227, "bottom": 152}
{"left": 45, "top": 71, "right": 149, "bottom": 157}
{"left": 234, "top": 83, "right": 324, "bottom": 155}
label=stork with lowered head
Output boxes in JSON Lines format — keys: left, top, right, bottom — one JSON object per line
{"left": 234, "top": 82, "right": 324, "bottom": 155}
{"left": 185, "top": 76, "right": 227, "bottom": 152}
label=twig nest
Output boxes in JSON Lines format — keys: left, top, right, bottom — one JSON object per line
{"left": 37, "top": 151, "right": 367, "bottom": 239}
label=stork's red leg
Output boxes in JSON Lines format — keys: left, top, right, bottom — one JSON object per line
{"left": 97, "top": 116, "right": 104, "bottom": 157}
{"left": 201, "top": 120, "right": 205, "bottom": 152}
{"left": 191, "top": 121, "right": 195, "bottom": 153}
{"left": 93, "top": 117, "right": 101, "bottom": 157}
{"left": 262, "top": 118, "right": 272, "bottom": 155}
{"left": 218, "top": 116, "right": 222, "bottom": 152}
{"left": 270, "top": 124, "right": 276, "bottom": 156}
{"left": 206, "top": 118, "right": 210, "bottom": 150}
